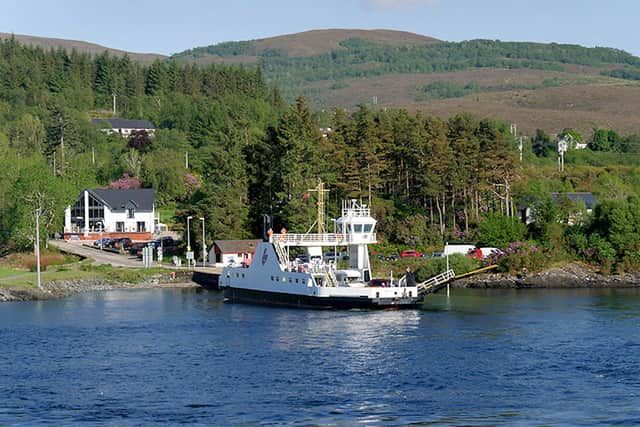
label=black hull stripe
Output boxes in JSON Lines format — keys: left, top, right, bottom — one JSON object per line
{"left": 223, "top": 287, "right": 422, "bottom": 310}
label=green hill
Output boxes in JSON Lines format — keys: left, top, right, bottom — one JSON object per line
{"left": 173, "top": 29, "right": 640, "bottom": 136}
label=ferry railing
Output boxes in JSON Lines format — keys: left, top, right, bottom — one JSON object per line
{"left": 398, "top": 269, "right": 455, "bottom": 295}
{"left": 271, "top": 233, "right": 376, "bottom": 246}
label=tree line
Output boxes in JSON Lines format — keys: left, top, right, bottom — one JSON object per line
{"left": 0, "top": 38, "right": 639, "bottom": 272}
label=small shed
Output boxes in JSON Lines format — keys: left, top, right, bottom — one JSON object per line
{"left": 209, "top": 240, "right": 261, "bottom": 266}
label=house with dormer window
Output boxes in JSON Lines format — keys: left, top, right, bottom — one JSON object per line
{"left": 63, "top": 188, "right": 155, "bottom": 240}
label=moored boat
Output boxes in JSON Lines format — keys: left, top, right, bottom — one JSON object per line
{"left": 220, "top": 199, "right": 451, "bottom": 309}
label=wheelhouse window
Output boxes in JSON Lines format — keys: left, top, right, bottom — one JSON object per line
{"left": 116, "top": 222, "right": 125, "bottom": 232}
{"left": 137, "top": 221, "right": 146, "bottom": 232}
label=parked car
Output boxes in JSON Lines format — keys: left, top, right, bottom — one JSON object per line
{"left": 93, "top": 238, "right": 114, "bottom": 248}
{"left": 444, "top": 244, "right": 476, "bottom": 256}
{"left": 479, "top": 247, "right": 504, "bottom": 258}
{"left": 385, "top": 254, "right": 400, "bottom": 261}
{"left": 128, "top": 242, "right": 146, "bottom": 255}
{"left": 466, "top": 248, "right": 483, "bottom": 259}
{"left": 431, "top": 251, "right": 444, "bottom": 258}
{"left": 368, "top": 278, "right": 391, "bottom": 287}
{"left": 400, "top": 249, "right": 423, "bottom": 258}
{"left": 110, "top": 237, "right": 132, "bottom": 249}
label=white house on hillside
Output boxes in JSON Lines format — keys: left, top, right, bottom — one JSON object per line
{"left": 91, "top": 118, "right": 156, "bottom": 137}
{"left": 64, "top": 188, "right": 156, "bottom": 240}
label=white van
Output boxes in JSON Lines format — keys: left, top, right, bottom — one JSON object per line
{"left": 444, "top": 244, "right": 476, "bottom": 256}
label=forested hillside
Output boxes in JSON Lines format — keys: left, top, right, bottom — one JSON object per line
{"left": 174, "top": 31, "right": 640, "bottom": 135}
{"left": 1, "top": 36, "right": 639, "bottom": 273}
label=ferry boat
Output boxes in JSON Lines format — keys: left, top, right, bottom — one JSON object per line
{"left": 220, "top": 199, "right": 452, "bottom": 309}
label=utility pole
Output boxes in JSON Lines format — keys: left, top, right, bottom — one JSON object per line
{"left": 518, "top": 136, "right": 523, "bottom": 162}
{"left": 112, "top": 92, "right": 117, "bottom": 114}
{"left": 185, "top": 151, "right": 189, "bottom": 169}
{"left": 186, "top": 216, "right": 193, "bottom": 269}
{"left": 558, "top": 138, "right": 568, "bottom": 172}
{"left": 35, "top": 208, "right": 41, "bottom": 290}
{"left": 200, "top": 217, "right": 206, "bottom": 267}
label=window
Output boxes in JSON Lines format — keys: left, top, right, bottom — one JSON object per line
{"left": 116, "top": 222, "right": 125, "bottom": 232}
{"left": 137, "top": 221, "right": 146, "bottom": 232}
{"left": 363, "top": 224, "right": 373, "bottom": 232}
{"left": 354, "top": 224, "right": 363, "bottom": 233}
{"left": 127, "top": 208, "right": 135, "bottom": 219}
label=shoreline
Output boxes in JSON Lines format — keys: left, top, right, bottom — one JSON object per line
{"left": 2, "top": 262, "right": 639, "bottom": 302}
{"left": 453, "top": 262, "right": 640, "bottom": 289}
{"left": 0, "top": 273, "right": 202, "bottom": 302}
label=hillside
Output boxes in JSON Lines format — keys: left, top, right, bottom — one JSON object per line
{"left": 175, "top": 28, "right": 440, "bottom": 63}
{"left": 0, "top": 32, "right": 166, "bottom": 64}
{"left": 173, "top": 29, "right": 640, "bottom": 136}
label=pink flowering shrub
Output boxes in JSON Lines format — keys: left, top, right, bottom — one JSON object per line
{"left": 109, "top": 173, "right": 141, "bottom": 189}
{"left": 184, "top": 173, "right": 201, "bottom": 196}
{"left": 498, "top": 241, "right": 547, "bottom": 274}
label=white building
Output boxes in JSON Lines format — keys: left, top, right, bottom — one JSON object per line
{"left": 91, "top": 118, "right": 156, "bottom": 137}
{"left": 64, "top": 189, "right": 155, "bottom": 240}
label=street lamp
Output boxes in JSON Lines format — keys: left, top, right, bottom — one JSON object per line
{"left": 200, "top": 217, "right": 206, "bottom": 267}
{"left": 35, "top": 208, "right": 41, "bottom": 290}
{"left": 186, "top": 215, "right": 193, "bottom": 268}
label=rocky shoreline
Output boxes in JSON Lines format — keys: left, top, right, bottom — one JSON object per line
{"left": 0, "top": 272, "right": 200, "bottom": 302}
{"left": 3, "top": 263, "right": 639, "bottom": 302}
{"left": 453, "top": 262, "right": 640, "bottom": 289}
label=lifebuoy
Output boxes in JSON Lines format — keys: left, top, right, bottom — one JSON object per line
{"left": 337, "top": 234, "right": 343, "bottom": 241}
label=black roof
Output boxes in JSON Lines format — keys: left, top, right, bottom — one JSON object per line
{"left": 550, "top": 192, "right": 597, "bottom": 209}
{"left": 91, "top": 118, "right": 156, "bottom": 130}
{"left": 88, "top": 188, "right": 155, "bottom": 212}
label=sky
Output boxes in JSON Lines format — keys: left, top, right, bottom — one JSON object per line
{"left": 1, "top": 0, "right": 638, "bottom": 56}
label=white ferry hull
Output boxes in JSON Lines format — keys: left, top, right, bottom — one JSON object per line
{"left": 223, "top": 286, "right": 422, "bottom": 309}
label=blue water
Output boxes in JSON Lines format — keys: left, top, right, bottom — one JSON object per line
{"left": 1, "top": 288, "right": 640, "bottom": 426}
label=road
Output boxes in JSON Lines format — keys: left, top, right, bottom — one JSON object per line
{"left": 49, "top": 240, "right": 145, "bottom": 268}
{"left": 49, "top": 240, "right": 223, "bottom": 274}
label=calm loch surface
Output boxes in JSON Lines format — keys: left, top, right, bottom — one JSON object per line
{"left": 1, "top": 287, "right": 640, "bottom": 426}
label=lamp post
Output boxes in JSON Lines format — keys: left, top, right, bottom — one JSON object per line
{"left": 186, "top": 215, "right": 193, "bottom": 269}
{"left": 199, "top": 217, "right": 206, "bottom": 267}
{"left": 35, "top": 208, "right": 41, "bottom": 290}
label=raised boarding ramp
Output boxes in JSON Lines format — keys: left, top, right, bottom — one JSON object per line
{"left": 417, "top": 269, "right": 456, "bottom": 295}
{"left": 398, "top": 269, "right": 455, "bottom": 295}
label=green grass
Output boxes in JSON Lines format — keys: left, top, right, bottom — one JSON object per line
{"left": 0, "top": 262, "right": 168, "bottom": 289}
{"left": 0, "top": 268, "right": 29, "bottom": 279}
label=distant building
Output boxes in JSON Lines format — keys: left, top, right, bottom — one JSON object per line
{"left": 209, "top": 240, "right": 261, "bottom": 266}
{"left": 91, "top": 118, "right": 156, "bottom": 137}
{"left": 64, "top": 188, "right": 155, "bottom": 240}
{"left": 319, "top": 127, "right": 333, "bottom": 138}
{"left": 518, "top": 192, "right": 597, "bottom": 225}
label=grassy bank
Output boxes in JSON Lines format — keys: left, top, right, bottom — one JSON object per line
{"left": 0, "top": 260, "right": 169, "bottom": 289}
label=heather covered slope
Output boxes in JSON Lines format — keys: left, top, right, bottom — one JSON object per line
{"left": 173, "top": 30, "right": 640, "bottom": 135}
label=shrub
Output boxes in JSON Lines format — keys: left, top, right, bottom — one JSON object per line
{"left": 498, "top": 241, "right": 546, "bottom": 274}
{"left": 477, "top": 213, "right": 526, "bottom": 248}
